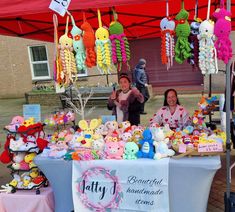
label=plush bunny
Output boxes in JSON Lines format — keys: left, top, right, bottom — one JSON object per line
{"left": 153, "top": 128, "right": 175, "bottom": 160}
{"left": 123, "top": 142, "right": 139, "bottom": 160}
{"left": 137, "top": 129, "right": 155, "bottom": 159}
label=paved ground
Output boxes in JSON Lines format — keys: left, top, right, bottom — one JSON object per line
{"left": 0, "top": 96, "right": 231, "bottom": 211}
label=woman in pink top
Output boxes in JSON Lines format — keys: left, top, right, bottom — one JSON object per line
{"left": 150, "top": 89, "right": 191, "bottom": 129}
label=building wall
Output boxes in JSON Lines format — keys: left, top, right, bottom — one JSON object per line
{"left": 0, "top": 35, "right": 118, "bottom": 98}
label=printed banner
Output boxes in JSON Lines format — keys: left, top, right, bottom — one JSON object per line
{"left": 72, "top": 159, "right": 170, "bottom": 212}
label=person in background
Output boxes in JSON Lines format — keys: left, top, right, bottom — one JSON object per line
{"left": 107, "top": 73, "right": 144, "bottom": 125}
{"left": 134, "top": 58, "right": 149, "bottom": 115}
{"left": 149, "top": 88, "right": 191, "bottom": 129}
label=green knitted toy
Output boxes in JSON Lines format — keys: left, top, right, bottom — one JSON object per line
{"left": 109, "top": 9, "right": 131, "bottom": 71}
{"left": 175, "top": 1, "right": 191, "bottom": 64}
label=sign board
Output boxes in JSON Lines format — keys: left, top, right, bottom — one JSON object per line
{"left": 49, "top": 0, "right": 71, "bottom": 16}
{"left": 72, "top": 159, "right": 170, "bottom": 212}
{"left": 198, "top": 143, "right": 223, "bottom": 153}
{"left": 23, "top": 104, "right": 41, "bottom": 122}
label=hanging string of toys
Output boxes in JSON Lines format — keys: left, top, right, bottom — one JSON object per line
{"left": 58, "top": 15, "right": 77, "bottom": 85}
{"left": 175, "top": 1, "right": 191, "bottom": 64}
{"left": 160, "top": 0, "right": 175, "bottom": 70}
{"left": 213, "top": 0, "right": 232, "bottom": 64}
{"left": 69, "top": 13, "right": 87, "bottom": 72}
{"left": 81, "top": 13, "right": 97, "bottom": 68}
{"left": 109, "top": 8, "right": 131, "bottom": 71}
{"left": 95, "top": 9, "right": 113, "bottom": 75}
{"left": 188, "top": 0, "right": 201, "bottom": 69}
{"left": 53, "top": 14, "right": 63, "bottom": 86}
{"left": 198, "top": 0, "right": 218, "bottom": 74}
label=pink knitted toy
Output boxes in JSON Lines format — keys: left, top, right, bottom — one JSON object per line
{"left": 213, "top": 0, "right": 232, "bottom": 64}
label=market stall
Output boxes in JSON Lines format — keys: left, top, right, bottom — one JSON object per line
{"left": 0, "top": 0, "right": 234, "bottom": 211}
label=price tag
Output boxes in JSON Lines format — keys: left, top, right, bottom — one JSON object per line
{"left": 49, "top": 0, "right": 71, "bottom": 16}
{"left": 198, "top": 143, "right": 223, "bottom": 153}
{"left": 179, "top": 144, "right": 186, "bottom": 153}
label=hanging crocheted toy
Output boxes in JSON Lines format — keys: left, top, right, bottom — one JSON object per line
{"left": 175, "top": 1, "right": 191, "bottom": 64}
{"left": 58, "top": 15, "right": 77, "bottom": 85}
{"left": 109, "top": 9, "right": 131, "bottom": 71}
{"left": 95, "top": 9, "right": 113, "bottom": 75}
{"left": 188, "top": 19, "right": 201, "bottom": 68}
{"left": 81, "top": 13, "right": 96, "bottom": 68}
{"left": 70, "top": 14, "right": 86, "bottom": 72}
{"left": 160, "top": 17, "right": 175, "bottom": 70}
{"left": 213, "top": 0, "right": 232, "bottom": 64}
{"left": 197, "top": 0, "right": 218, "bottom": 75}
{"left": 53, "top": 14, "right": 63, "bottom": 85}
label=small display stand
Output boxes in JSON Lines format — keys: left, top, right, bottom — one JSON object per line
{"left": 2, "top": 123, "right": 48, "bottom": 194}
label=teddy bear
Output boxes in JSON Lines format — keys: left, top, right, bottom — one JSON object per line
{"left": 123, "top": 142, "right": 139, "bottom": 160}
{"left": 104, "top": 141, "right": 124, "bottom": 159}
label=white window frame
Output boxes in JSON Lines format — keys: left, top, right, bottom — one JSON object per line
{"left": 28, "top": 45, "right": 51, "bottom": 81}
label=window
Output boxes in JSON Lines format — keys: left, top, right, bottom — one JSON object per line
{"left": 28, "top": 45, "right": 51, "bottom": 80}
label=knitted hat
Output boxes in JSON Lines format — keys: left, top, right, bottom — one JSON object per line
{"left": 139, "top": 58, "right": 146, "bottom": 65}
{"left": 119, "top": 73, "right": 131, "bottom": 83}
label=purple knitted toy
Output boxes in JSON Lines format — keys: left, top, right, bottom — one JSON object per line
{"left": 213, "top": 0, "right": 232, "bottom": 64}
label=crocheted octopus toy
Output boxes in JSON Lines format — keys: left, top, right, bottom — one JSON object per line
{"left": 70, "top": 15, "right": 86, "bottom": 72}
{"left": 212, "top": 0, "right": 232, "bottom": 64}
{"left": 197, "top": 20, "right": 218, "bottom": 74}
{"left": 81, "top": 13, "right": 96, "bottom": 68}
{"left": 174, "top": 3, "right": 191, "bottom": 64}
{"left": 58, "top": 16, "right": 77, "bottom": 85}
{"left": 188, "top": 19, "right": 201, "bottom": 68}
{"left": 95, "top": 9, "right": 113, "bottom": 74}
{"left": 160, "top": 17, "right": 175, "bottom": 70}
{"left": 109, "top": 11, "right": 131, "bottom": 71}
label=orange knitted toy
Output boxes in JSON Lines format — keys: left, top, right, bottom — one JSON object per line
{"left": 81, "top": 13, "right": 96, "bottom": 68}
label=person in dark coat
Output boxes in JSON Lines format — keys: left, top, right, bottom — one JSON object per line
{"left": 107, "top": 73, "right": 144, "bottom": 125}
{"left": 134, "top": 58, "right": 149, "bottom": 114}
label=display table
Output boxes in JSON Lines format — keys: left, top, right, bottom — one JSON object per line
{"left": 0, "top": 186, "right": 55, "bottom": 212}
{"left": 34, "top": 156, "right": 221, "bottom": 212}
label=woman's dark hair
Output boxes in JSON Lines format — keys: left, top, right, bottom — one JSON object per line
{"left": 163, "top": 89, "right": 180, "bottom": 106}
{"left": 119, "top": 73, "right": 131, "bottom": 83}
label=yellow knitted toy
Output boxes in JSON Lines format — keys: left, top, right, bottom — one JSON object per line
{"left": 95, "top": 9, "right": 113, "bottom": 75}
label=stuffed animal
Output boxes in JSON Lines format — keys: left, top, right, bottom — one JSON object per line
{"left": 123, "top": 142, "right": 139, "bottom": 160}
{"left": 4, "top": 116, "right": 24, "bottom": 132}
{"left": 153, "top": 128, "right": 175, "bottom": 160}
{"left": 81, "top": 13, "right": 96, "bottom": 68}
{"left": 58, "top": 15, "right": 77, "bottom": 85}
{"left": 92, "top": 137, "right": 105, "bottom": 151}
{"left": 213, "top": 0, "right": 232, "bottom": 64}
{"left": 70, "top": 14, "right": 86, "bottom": 72}
{"left": 120, "top": 132, "right": 132, "bottom": 142}
{"left": 0, "top": 135, "right": 15, "bottom": 164}
{"left": 9, "top": 137, "right": 25, "bottom": 151}
{"left": 175, "top": 2, "right": 191, "bottom": 64}
{"left": 105, "top": 141, "right": 124, "bottom": 159}
{"left": 198, "top": 20, "right": 218, "bottom": 74}
{"left": 160, "top": 17, "right": 175, "bottom": 69}
{"left": 188, "top": 20, "right": 201, "bottom": 68}
{"left": 95, "top": 9, "right": 113, "bottom": 74}
{"left": 137, "top": 129, "right": 155, "bottom": 159}
{"left": 109, "top": 9, "right": 130, "bottom": 71}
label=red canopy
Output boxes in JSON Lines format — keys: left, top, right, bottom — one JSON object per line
{"left": 0, "top": 0, "right": 234, "bottom": 41}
